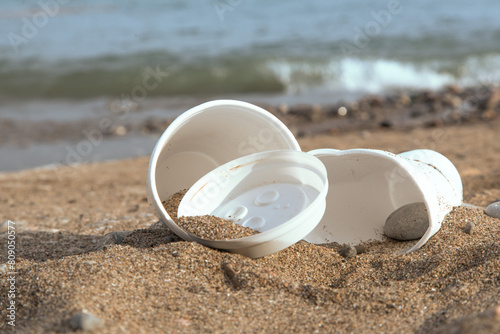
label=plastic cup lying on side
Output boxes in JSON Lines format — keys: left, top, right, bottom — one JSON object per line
{"left": 176, "top": 150, "right": 329, "bottom": 258}
{"left": 303, "top": 149, "right": 463, "bottom": 252}
{"left": 146, "top": 100, "right": 300, "bottom": 241}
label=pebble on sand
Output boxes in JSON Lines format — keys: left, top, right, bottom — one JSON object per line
{"left": 485, "top": 201, "right": 500, "bottom": 219}
{"left": 354, "top": 244, "right": 366, "bottom": 254}
{"left": 464, "top": 222, "right": 475, "bottom": 235}
{"left": 0, "top": 220, "right": 10, "bottom": 234}
{"left": 339, "top": 246, "right": 357, "bottom": 258}
{"left": 69, "top": 312, "right": 104, "bottom": 332}
{"left": 97, "top": 231, "right": 132, "bottom": 250}
{"left": 113, "top": 232, "right": 124, "bottom": 244}
{"left": 384, "top": 202, "right": 429, "bottom": 241}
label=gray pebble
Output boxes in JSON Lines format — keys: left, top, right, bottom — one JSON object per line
{"left": 485, "top": 201, "right": 500, "bottom": 219}
{"left": 172, "top": 251, "right": 180, "bottom": 257}
{"left": 164, "top": 236, "right": 176, "bottom": 243}
{"left": 69, "top": 312, "right": 104, "bottom": 331}
{"left": 339, "top": 246, "right": 357, "bottom": 258}
{"left": 354, "top": 244, "right": 366, "bottom": 254}
{"left": 112, "top": 232, "right": 124, "bottom": 245}
{"left": 464, "top": 222, "right": 475, "bottom": 235}
{"left": 148, "top": 220, "right": 167, "bottom": 230}
{"left": 67, "top": 247, "right": 84, "bottom": 255}
{"left": 97, "top": 231, "right": 132, "bottom": 250}
{"left": 82, "top": 260, "right": 97, "bottom": 266}
{"left": 0, "top": 220, "right": 10, "bottom": 234}
{"left": 0, "top": 264, "right": 7, "bottom": 273}
{"left": 384, "top": 202, "right": 429, "bottom": 241}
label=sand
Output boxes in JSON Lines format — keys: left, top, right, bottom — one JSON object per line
{"left": 1, "top": 107, "right": 500, "bottom": 333}
{"left": 163, "top": 190, "right": 260, "bottom": 240}
{"left": 176, "top": 215, "right": 260, "bottom": 240}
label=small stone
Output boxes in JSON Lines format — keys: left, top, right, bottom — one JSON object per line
{"left": 97, "top": 231, "right": 131, "bottom": 250}
{"left": 464, "top": 222, "right": 475, "bottom": 235}
{"left": 379, "top": 120, "right": 392, "bottom": 128}
{"left": 339, "top": 246, "right": 357, "bottom": 258}
{"left": 172, "top": 251, "right": 180, "bottom": 257}
{"left": 0, "top": 220, "right": 10, "bottom": 234}
{"left": 222, "top": 263, "right": 243, "bottom": 289}
{"left": 354, "top": 244, "right": 366, "bottom": 254}
{"left": 164, "top": 236, "right": 176, "bottom": 243}
{"left": 113, "top": 232, "right": 124, "bottom": 245}
{"left": 359, "top": 130, "right": 371, "bottom": 139}
{"left": 0, "top": 264, "right": 8, "bottom": 273}
{"left": 148, "top": 220, "right": 167, "bottom": 230}
{"left": 127, "top": 204, "right": 139, "bottom": 213}
{"left": 485, "top": 201, "right": 500, "bottom": 219}
{"left": 114, "top": 125, "right": 127, "bottom": 136}
{"left": 67, "top": 247, "right": 84, "bottom": 254}
{"left": 310, "top": 104, "right": 324, "bottom": 122}
{"left": 69, "top": 312, "right": 104, "bottom": 331}
{"left": 277, "top": 103, "right": 289, "bottom": 114}
{"left": 384, "top": 202, "right": 429, "bottom": 241}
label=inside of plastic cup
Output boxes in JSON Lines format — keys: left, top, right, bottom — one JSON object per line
{"left": 178, "top": 153, "right": 326, "bottom": 234}
{"left": 175, "top": 150, "right": 328, "bottom": 258}
{"left": 304, "top": 149, "right": 436, "bottom": 248}
{"left": 152, "top": 100, "right": 300, "bottom": 202}
{"left": 147, "top": 100, "right": 300, "bottom": 241}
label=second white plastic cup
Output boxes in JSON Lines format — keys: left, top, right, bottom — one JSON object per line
{"left": 303, "top": 148, "right": 462, "bottom": 252}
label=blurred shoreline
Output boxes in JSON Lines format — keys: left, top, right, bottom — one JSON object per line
{"left": 1, "top": 83, "right": 498, "bottom": 173}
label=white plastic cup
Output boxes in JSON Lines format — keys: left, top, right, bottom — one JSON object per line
{"left": 146, "top": 100, "right": 301, "bottom": 241}
{"left": 176, "top": 150, "right": 328, "bottom": 258}
{"left": 303, "top": 149, "right": 462, "bottom": 252}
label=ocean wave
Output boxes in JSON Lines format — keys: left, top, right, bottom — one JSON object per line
{"left": 337, "top": 58, "right": 455, "bottom": 92}
{"left": 1, "top": 51, "right": 500, "bottom": 100}
{"left": 268, "top": 54, "right": 500, "bottom": 94}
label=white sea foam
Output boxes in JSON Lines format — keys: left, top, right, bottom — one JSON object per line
{"left": 338, "top": 58, "right": 455, "bottom": 92}
{"left": 267, "top": 54, "right": 500, "bottom": 96}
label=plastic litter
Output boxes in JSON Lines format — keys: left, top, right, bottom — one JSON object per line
{"left": 147, "top": 100, "right": 463, "bottom": 257}
{"left": 146, "top": 100, "right": 300, "bottom": 241}
{"left": 303, "top": 148, "right": 462, "bottom": 252}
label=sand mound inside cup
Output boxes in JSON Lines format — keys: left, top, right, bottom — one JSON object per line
{"left": 162, "top": 190, "right": 260, "bottom": 240}
{"left": 176, "top": 215, "right": 259, "bottom": 240}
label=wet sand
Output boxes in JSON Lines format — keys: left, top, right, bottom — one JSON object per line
{"left": 1, "top": 89, "right": 500, "bottom": 333}
{"left": 1, "top": 84, "right": 499, "bottom": 172}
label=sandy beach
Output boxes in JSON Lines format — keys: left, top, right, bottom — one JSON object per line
{"left": 3, "top": 1, "right": 500, "bottom": 332}
{"left": 1, "top": 92, "right": 500, "bottom": 333}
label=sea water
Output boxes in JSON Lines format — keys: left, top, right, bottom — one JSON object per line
{"left": 1, "top": 0, "right": 499, "bottom": 103}
{"left": 1, "top": 0, "right": 499, "bottom": 171}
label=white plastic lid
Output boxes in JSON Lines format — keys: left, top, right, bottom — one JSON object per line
{"left": 176, "top": 150, "right": 329, "bottom": 258}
